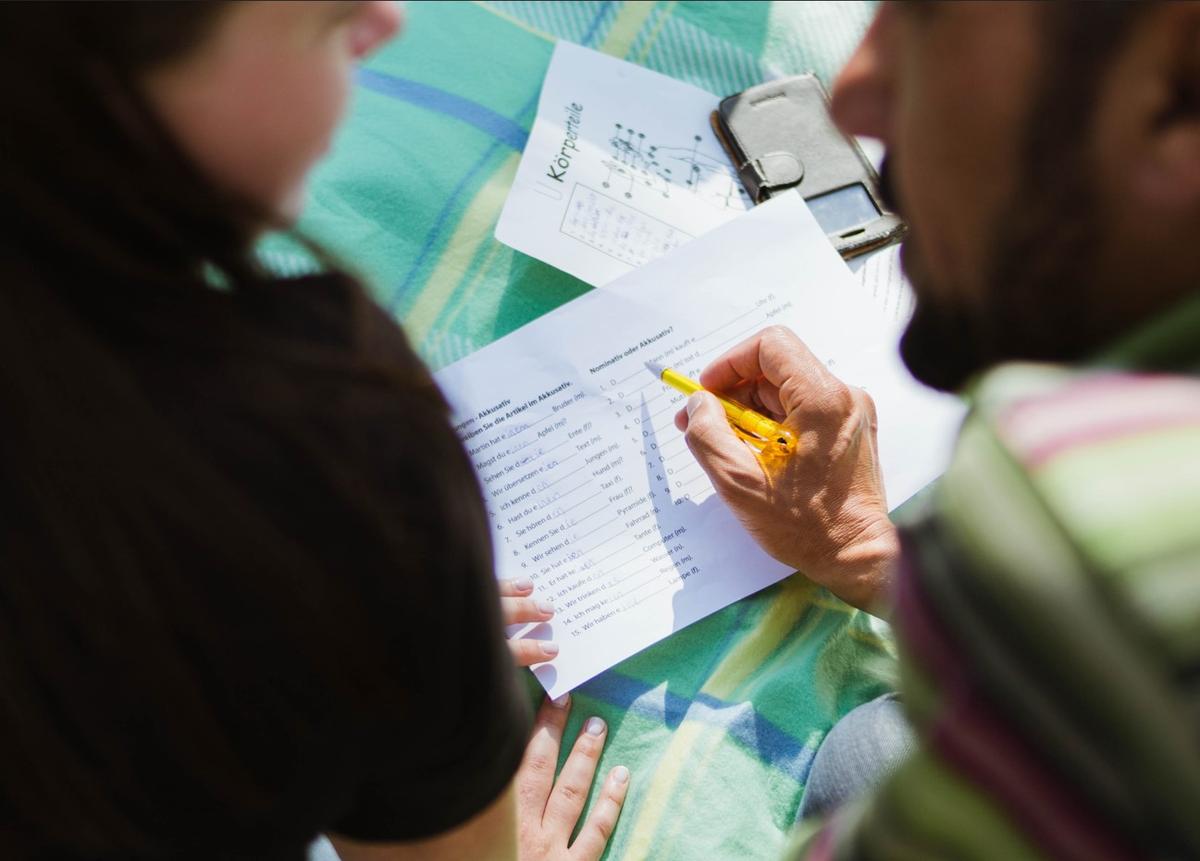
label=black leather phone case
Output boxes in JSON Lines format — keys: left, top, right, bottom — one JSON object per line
{"left": 712, "top": 75, "right": 905, "bottom": 258}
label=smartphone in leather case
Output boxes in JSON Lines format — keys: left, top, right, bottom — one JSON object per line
{"left": 711, "top": 75, "right": 905, "bottom": 259}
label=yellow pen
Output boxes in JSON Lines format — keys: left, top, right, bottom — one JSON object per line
{"left": 645, "top": 361, "right": 796, "bottom": 456}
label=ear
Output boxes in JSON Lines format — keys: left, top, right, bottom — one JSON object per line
{"left": 1126, "top": 4, "right": 1200, "bottom": 211}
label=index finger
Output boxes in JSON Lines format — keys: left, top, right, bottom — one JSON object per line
{"left": 698, "top": 325, "right": 826, "bottom": 394}
{"left": 516, "top": 694, "right": 572, "bottom": 823}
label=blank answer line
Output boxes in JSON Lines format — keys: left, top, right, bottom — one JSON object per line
{"left": 615, "top": 365, "right": 649, "bottom": 385}
{"left": 608, "top": 558, "right": 657, "bottom": 586}
{"left": 649, "top": 401, "right": 682, "bottom": 421}
{"left": 573, "top": 516, "right": 620, "bottom": 543}
{"left": 570, "top": 505, "right": 612, "bottom": 527}
{"left": 545, "top": 463, "right": 588, "bottom": 487}
{"left": 562, "top": 492, "right": 602, "bottom": 514}
{"left": 595, "top": 549, "right": 645, "bottom": 580}
{"left": 588, "top": 538, "right": 637, "bottom": 565}
{"left": 626, "top": 580, "right": 679, "bottom": 607}
{"left": 657, "top": 435, "right": 688, "bottom": 453}
{"left": 708, "top": 320, "right": 765, "bottom": 354}
{"left": 691, "top": 306, "right": 759, "bottom": 346}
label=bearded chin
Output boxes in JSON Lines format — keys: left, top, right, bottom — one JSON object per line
{"left": 899, "top": 299, "right": 991, "bottom": 393}
{"left": 897, "top": 195, "right": 1110, "bottom": 394}
{"left": 878, "top": 160, "right": 995, "bottom": 393}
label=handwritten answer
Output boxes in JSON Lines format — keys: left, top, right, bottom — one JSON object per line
{"left": 439, "top": 193, "right": 964, "bottom": 697}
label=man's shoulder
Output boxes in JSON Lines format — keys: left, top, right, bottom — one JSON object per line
{"left": 931, "top": 361, "right": 1200, "bottom": 639}
{"left": 962, "top": 363, "right": 1200, "bottom": 542}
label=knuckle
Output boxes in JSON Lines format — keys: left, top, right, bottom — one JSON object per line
{"left": 557, "top": 782, "right": 585, "bottom": 805}
{"left": 846, "top": 385, "right": 878, "bottom": 428}
{"left": 593, "top": 811, "right": 615, "bottom": 841}
{"left": 831, "top": 381, "right": 856, "bottom": 414}
{"left": 523, "top": 751, "right": 556, "bottom": 776}
{"left": 572, "top": 732, "right": 602, "bottom": 759}
{"left": 857, "top": 387, "right": 879, "bottom": 422}
{"left": 763, "top": 324, "right": 791, "bottom": 343}
{"left": 808, "top": 377, "right": 853, "bottom": 418}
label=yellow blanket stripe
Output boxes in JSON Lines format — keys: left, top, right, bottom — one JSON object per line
{"left": 633, "top": 1, "right": 678, "bottom": 64}
{"left": 622, "top": 720, "right": 719, "bottom": 859}
{"left": 406, "top": 1, "right": 663, "bottom": 348}
{"left": 702, "top": 578, "right": 824, "bottom": 701}
{"left": 439, "top": 234, "right": 509, "bottom": 337}
{"left": 600, "top": 1, "right": 660, "bottom": 58}
{"left": 472, "top": 1, "right": 556, "bottom": 43}
{"left": 402, "top": 152, "right": 521, "bottom": 345}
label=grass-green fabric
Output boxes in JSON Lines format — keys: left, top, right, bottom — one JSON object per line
{"left": 277, "top": 3, "right": 894, "bottom": 858}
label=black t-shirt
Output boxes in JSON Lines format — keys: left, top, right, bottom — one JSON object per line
{"left": 0, "top": 273, "right": 530, "bottom": 858}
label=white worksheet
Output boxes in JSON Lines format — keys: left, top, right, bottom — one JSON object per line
{"left": 440, "top": 193, "right": 963, "bottom": 698}
{"left": 495, "top": 41, "right": 749, "bottom": 287}
{"left": 856, "top": 243, "right": 914, "bottom": 324}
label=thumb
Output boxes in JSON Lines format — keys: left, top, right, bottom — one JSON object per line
{"left": 682, "top": 392, "right": 759, "bottom": 488}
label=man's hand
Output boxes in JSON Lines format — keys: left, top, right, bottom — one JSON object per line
{"left": 499, "top": 578, "right": 558, "bottom": 666}
{"left": 675, "top": 325, "right": 899, "bottom": 614}
{"left": 517, "top": 695, "right": 629, "bottom": 860}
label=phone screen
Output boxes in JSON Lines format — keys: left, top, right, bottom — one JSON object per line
{"left": 805, "top": 183, "right": 880, "bottom": 236}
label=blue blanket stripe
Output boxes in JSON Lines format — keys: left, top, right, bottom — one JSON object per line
{"left": 360, "top": 0, "right": 614, "bottom": 308}
{"left": 580, "top": 670, "right": 818, "bottom": 785}
{"left": 354, "top": 68, "right": 531, "bottom": 152}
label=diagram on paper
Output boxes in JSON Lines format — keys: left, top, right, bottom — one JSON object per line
{"left": 601, "top": 124, "right": 750, "bottom": 210}
{"left": 561, "top": 184, "right": 694, "bottom": 268}
{"left": 494, "top": 41, "right": 753, "bottom": 287}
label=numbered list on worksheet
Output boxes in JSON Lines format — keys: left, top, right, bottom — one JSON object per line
{"left": 436, "top": 192, "right": 963, "bottom": 698}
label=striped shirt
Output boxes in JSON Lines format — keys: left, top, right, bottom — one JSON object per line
{"left": 790, "top": 293, "right": 1200, "bottom": 859}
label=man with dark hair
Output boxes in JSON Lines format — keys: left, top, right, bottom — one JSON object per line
{"left": 677, "top": 3, "right": 1200, "bottom": 857}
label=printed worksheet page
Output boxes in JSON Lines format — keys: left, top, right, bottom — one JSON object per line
{"left": 440, "top": 193, "right": 964, "bottom": 698}
{"left": 495, "top": 41, "right": 749, "bottom": 287}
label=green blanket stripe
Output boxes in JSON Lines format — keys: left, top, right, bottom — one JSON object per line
{"left": 291, "top": 3, "right": 885, "bottom": 857}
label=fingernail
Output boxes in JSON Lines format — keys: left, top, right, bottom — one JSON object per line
{"left": 686, "top": 392, "right": 704, "bottom": 418}
{"left": 539, "top": 641, "right": 559, "bottom": 657}
{"left": 612, "top": 765, "right": 629, "bottom": 784}
{"left": 585, "top": 716, "right": 605, "bottom": 736}
{"left": 551, "top": 693, "right": 570, "bottom": 708}
{"left": 513, "top": 577, "right": 534, "bottom": 591}
{"left": 537, "top": 601, "right": 555, "bottom": 615}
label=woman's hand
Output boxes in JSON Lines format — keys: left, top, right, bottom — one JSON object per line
{"left": 517, "top": 695, "right": 629, "bottom": 860}
{"left": 675, "top": 326, "right": 899, "bottom": 615}
{"left": 499, "top": 578, "right": 558, "bottom": 667}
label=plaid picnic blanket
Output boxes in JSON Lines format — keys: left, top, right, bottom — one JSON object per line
{"left": 284, "top": 3, "right": 894, "bottom": 858}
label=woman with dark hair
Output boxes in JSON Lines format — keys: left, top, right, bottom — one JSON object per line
{"left": 0, "top": 2, "right": 627, "bottom": 859}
